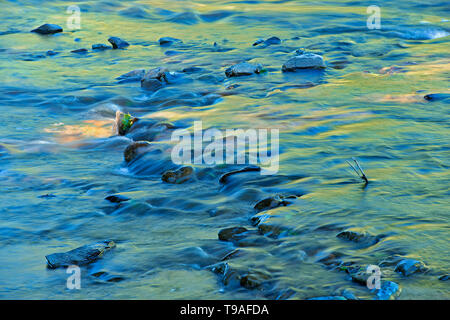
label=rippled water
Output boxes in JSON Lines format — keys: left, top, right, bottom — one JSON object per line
{"left": 0, "top": 0, "right": 449, "bottom": 299}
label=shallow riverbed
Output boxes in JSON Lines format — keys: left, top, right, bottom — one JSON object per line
{"left": 0, "top": 0, "right": 449, "bottom": 299}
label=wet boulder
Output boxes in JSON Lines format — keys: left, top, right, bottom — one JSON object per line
{"left": 31, "top": 24, "right": 63, "bottom": 35}
{"left": 159, "top": 37, "right": 182, "bottom": 46}
{"left": 438, "top": 274, "right": 449, "bottom": 281}
{"left": 123, "top": 141, "right": 152, "bottom": 163}
{"left": 161, "top": 166, "right": 195, "bottom": 184}
{"left": 140, "top": 67, "right": 168, "bottom": 91}
{"left": 108, "top": 36, "right": 130, "bottom": 49}
{"left": 282, "top": 52, "right": 326, "bottom": 71}
{"left": 240, "top": 270, "right": 272, "bottom": 289}
{"left": 114, "top": 111, "right": 138, "bottom": 135}
{"left": 395, "top": 259, "right": 428, "bottom": 276}
{"left": 225, "top": 62, "right": 263, "bottom": 77}
{"left": 218, "top": 227, "right": 248, "bottom": 242}
{"left": 253, "top": 36, "right": 281, "bottom": 47}
{"left": 45, "top": 240, "right": 116, "bottom": 269}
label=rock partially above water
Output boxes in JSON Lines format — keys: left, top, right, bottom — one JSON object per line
{"left": 45, "top": 240, "right": 116, "bottom": 269}
{"left": 225, "top": 62, "right": 263, "bottom": 77}
{"left": 116, "top": 69, "right": 145, "bottom": 83}
{"left": 124, "top": 141, "right": 152, "bottom": 163}
{"left": 105, "top": 194, "right": 130, "bottom": 203}
{"left": 336, "top": 230, "right": 383, "bottom": 247}
{"left": 218, "top": 227, "right": 248, "bottom": 242}
{"left": 395, "top": 259, "right": 428, "bottom": 276}
{"left": 159, "top": 37, "right": 182, "bottom": 46}
{"left": 253, "top": 36, "right": 281, "bottom": 47}
{"left": 375, "top": 281, "right": 400, "bottom": 300}
{"left": 254, "top": 194, "right": 295, "bottom": 212}
{"left": 108, "top": 37, "right": 130, "bottom": 49}
{"left": 31, "top": 24, "right": 63, "bottom": 35}
{"left": 161, "top": 166, "right": 194, "bottom": 184}
{"left": 438, "top": 274, "right": 449, "bottom": 281}
{"left": 282, "top": 53, "right": 326, "bottom": 71}
{"left": 141, "top": 67, "right": 168, "bottom": 91}
{"left": 114, "top": 111, "right": 138, "bottom": 135}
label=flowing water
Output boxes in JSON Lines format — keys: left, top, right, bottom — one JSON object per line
{"left": 0, "top": 0, "right": 449, "bottom": 299}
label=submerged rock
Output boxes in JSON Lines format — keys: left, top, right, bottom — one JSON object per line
{"left": 253, "top": 36, "right": 281, "bottom": 47}
{"left": 45, "top": 240, "right": 116, "bottom": 269}
{"left": 218, "top": 227, "right": 248, "bottom": 242}
{"left": 90, "top": 271, "right": 125, "bottom": 283}
{"left": 123, "top": 141, "right": 152, "bottom": 163}
{"left": 282, "top": 53, "right": 325, "bottom": 71}
{"left": 159, "top": 37, "right": 182, "bottom": 46}
{"left": 424, "top": 93, "right": 450, "bottom": 102}
{"left": 31, "top": 24, "right": 63, "bottom": 35}
{"left": 161, "top": 166, "right": 195, "bottom": 184}
{"left": 71, "top": 48, "right": 88, "bottom": 54}
{"left": 108, "top": 37, "right": 130, "bottom": 49}
{"left": 92, "top": 43, "right": 112, "bottom": 50}
{"left": 225, "top": 62, "right": 263, "bottom": 77}
{"left": 116, "top": 69, "right": 145, "bottom": 83}
{"left": 375, "top": 281, "right": 400, "bottom": 300}
{"left": 114, "top": 111, "right": 138, "bottom": 136}
{"left": 240, "top": 270, "right": 272, "bottom": 289}
{"left": 336, "top": 230, "right": 383, "bottom": 247}
{"left": 438, "top": 274, "right": 449, "bottom": 281}
{"left": 219, "top": 166, "right": 261, "bottom": 184}
{"left": 395, "top": 259, "right": 428, "bottom": 276}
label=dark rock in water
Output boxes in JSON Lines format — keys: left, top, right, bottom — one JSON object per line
{"left": 31, "top": 24, "right": 63, "bottom": 35}
{"left": 38, "top": 193, "right": 56, "bottom": 199}
{"left": 350, "top": 269, "right": 370, "bottom": 285}
{"left": 114, "top": 111, "right": 138, "bottom": 136}
{"left": 108, "top": 37, "right": 130, "bottom": 49}
{"left": 308, "top": 296, "right": 347, "bottom": 300}
{"left": 90, "top": 271, "right": 125, "bottom": 283}
{"left": 46, "top": 50, "right": 58, "bottom": 56}
{"left": 253, "top": 39, "right": 265, "bottom": 46}
{"left": 123, "top": 141, "right": 152, "bottom": 163}
{"left": 105, "top": 194, "right": 130, "bottom": 203}
{"left": 166, "top": 12, "right": 199, "bottom": 25}
{"left": 438, "top": 274, "right": 449, "bottom": 281}
{"left": 71, "top": 48, "right": 88, "bottom": 54}
{"left": 182, "top": 66, "right": 203, "bottom": 73}
{"left": 336, "top": 230, "right": 383, "bottom": 247}
{"left": 395, "top": 259, "right": 428, "bottom": 276}
{"left": 140, "top": 67, "right": 168, "bottom": 91}
{"left": 92, "top": 43, "right": 112, "bottom": 50}
{"left": 240, "top": 270, "right": 271, "bottom": 289}
{"left": 161, "top": 166, "right": 194, "bottom": 184}
{"left": 219, "top": 166, "right": 261, "bottom": 184}
{"left": 282, "top": 53, "right": 326, "bottom": 71}
{"left": 254, "top": 194, "right": 294, "bottom": 212}
{"left": 159, "top": 37, "right": 182, "bottom": 46}
{"left": 375, "top": 281, "right": 400, "bottom": 300}
{"left": 116, "top": 69, "right": 145, "bottom": 83}
{"left": 424, "top": 93, "right": 450, "bottom": 102}
{"left": 264, "top": 36, "right": 281, "bottom": 45}
{"left": 218, "top": 227, "right": 248, "bottom": 242}
{"left": 164, "top": 50, "right": 180, "bottom": 56}
{"left": 225, "top": 62, "right": 263, "bottom": 77}
{"left": 45, "top": 240, "right": 116, "bottom": 269}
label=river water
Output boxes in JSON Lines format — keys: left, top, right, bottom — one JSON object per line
{"left": 0, "top": 0, "right": 449, "bottom": 299}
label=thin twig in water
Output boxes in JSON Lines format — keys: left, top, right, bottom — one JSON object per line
{"left": 347, "top": 157, "right": 368, "bottom": 184}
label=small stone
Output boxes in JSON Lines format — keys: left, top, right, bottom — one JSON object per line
{"left": 254, "top": 195, "right": 293, "bottom": 212}
{"left": 395, "top": 259, "right": 428, "bottom": 276}
{"left": 438, "top": 274, "right": 449, "bottom": 281}
{"left": 375, "top": 281, "right": 400, "bottom": 300}
{"left": 159, "top": 37, "right": 182, "bottom": 46}
{"left": 218, "top": 227, "right": 248, "bottom": 242}
{"left": 282, "top": 53, "right": 326, "bottom": 71}
{"left": 225, "top": 62, "right": 263, "bottom": 77}
{"left": 108, "top": 37, "right": 130, "bottom": 49}
{"left": 71, "top": 48, "right": 88, "bottom": 54}
{"left": 240, "top": 270, "right": 271, "bottom": 289}
{"left": 31, "top": 24, "right": 63, "bottom": 35}
{"left": 161, "top": 166, "right": 194, "bottom": 184}
{"left": 45, "top": 240, "right": 115, "bottom": 269}
{"left": 92, "top": 43, "right": 112, "bottom": 50}
{"left": 124, "top": 141, "right": 152, "bottom": 163}
{"left": 105, "top": 194, "right": 130, "bottom": 203}
{"left": 46, "top": 50, "right": 58, "bottom": 56}
{"left": 264, "top": 36, "right": 281, "bottom": 45}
